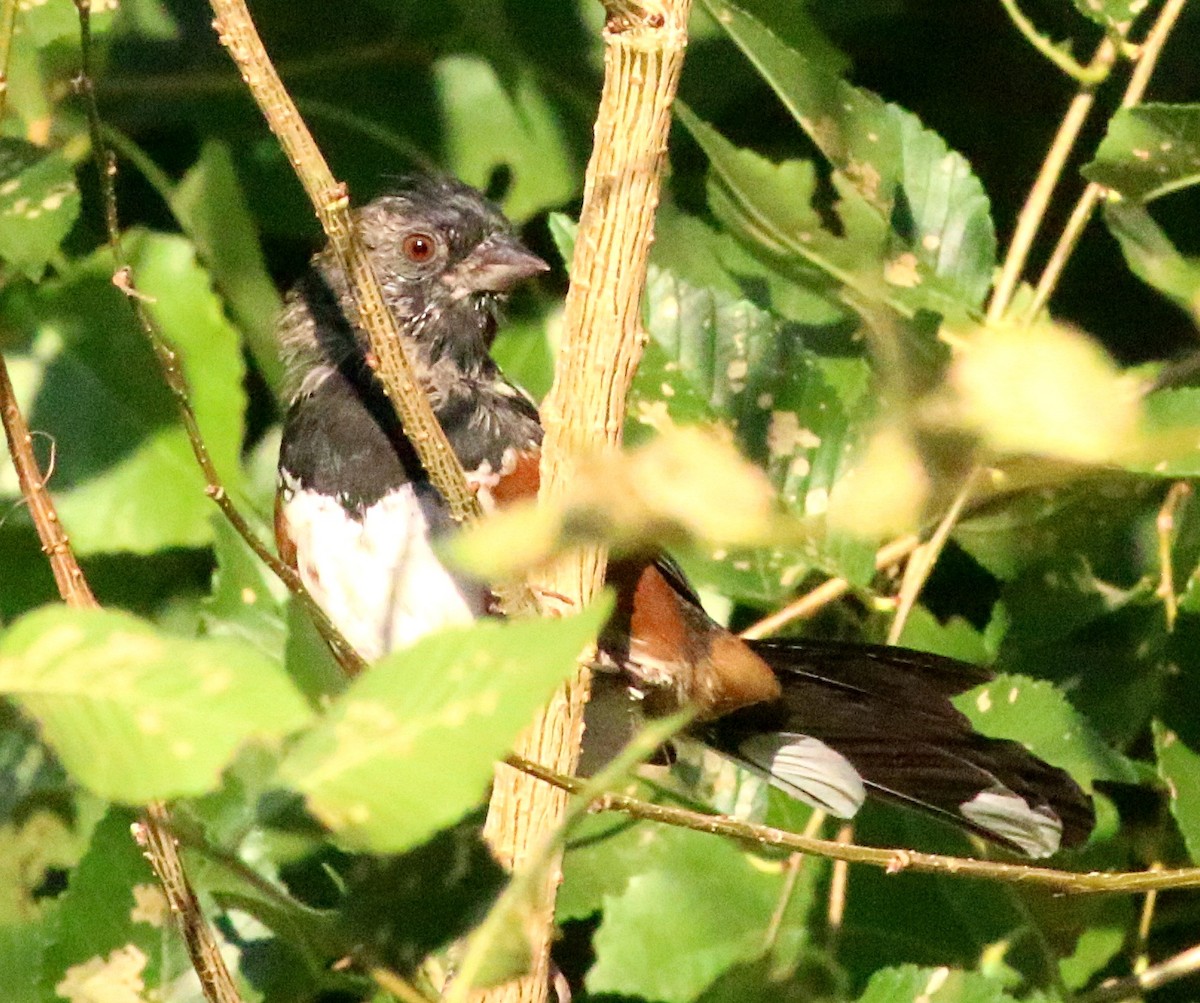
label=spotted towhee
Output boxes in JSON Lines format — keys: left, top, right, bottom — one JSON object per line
{"left": 275, "top": 176, "right": 1094, "bottom": 858}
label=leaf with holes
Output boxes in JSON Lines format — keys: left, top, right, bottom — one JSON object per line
{"left": 277, "top": 602, "right": 608, "bottom": 853}
{"left": 699, "top": 0, "right": 996, "bottom": 310}
{"left": 956, "top": 673, "right": 1137, "bottom": 792}
{"left": 0, "top": 140, "right": 79, "bottom": 281}
{"left": 1085, "top": 104, "right": 1200, "bottom": 203}
{"left": 0, "top": 606, "right": 312, "bottom": 802}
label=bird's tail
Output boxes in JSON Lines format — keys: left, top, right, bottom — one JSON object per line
{"left": 698, "top": 639, "right": 1095, "bottom": 858}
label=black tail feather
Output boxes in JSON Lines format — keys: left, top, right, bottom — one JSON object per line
{"left": 699, "top": 640, "right": 1095, "bottom": 858}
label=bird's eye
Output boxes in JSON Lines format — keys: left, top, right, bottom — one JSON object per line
{"left": 401, "top": 232, "right": 437, "bottom": 263}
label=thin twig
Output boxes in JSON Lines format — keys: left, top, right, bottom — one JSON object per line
{"left": 1026, "top": 0, "right": 1190, "bottom": 319}
{"left": 1155, "top": 482, "right": 1190, "bottom": 630}
{"left": 739, "top": 534, "right": 919, "bottom": 640}
{"left": 986, "top": 36, "right": 1119, "bottom": 322}
{"left": 2, "top": 355, "right": 240, "bottom": 1003}
{"left": 1080, "top": 941, "right": 1200, "bottom": 1003}
{"left": 762, "top": 810, "right": 825, "bottom": 953}
{"left": 0, "top": 0, "right": 18, "bottom": 123}
{"left": 510, "top": 755, "right": 1200, "bottom": 895}
{"left": 886, "top": 470, "right": 978, "bottom": 645}
{"left": 206, "top": 0, "right": 481, "bottom": 524}
{"left": 997, "top": 0, "right": 1112, "bottom": 84}
{"left": 71, "top": 7, "right": 364, "bottom": 676}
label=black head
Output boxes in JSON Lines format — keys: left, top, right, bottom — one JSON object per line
{"left": 280, "top": 175, "right": 548, "bottom": 397}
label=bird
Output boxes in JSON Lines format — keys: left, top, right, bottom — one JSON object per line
{"left": 274, "top": 175, "right": 1095, "bottom": 859}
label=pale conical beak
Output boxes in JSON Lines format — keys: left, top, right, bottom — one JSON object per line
{"left": 456, "top": 236, "right": 549, "bottom": 294}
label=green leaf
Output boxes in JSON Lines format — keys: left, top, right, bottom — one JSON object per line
{"left": 1069, "top": 0, "right": 1146, "bottom": 28}
{"left": 586, "top": 823, "right": 793, "bottom": 1003}
{"left": 955, "top": 673, "right": 1137, "bottom": 792}
{"left": 8, "top": 232, "right": 247, "bottom": 554}
{"left": 41, "top": 807, "right": 176, "bottom": 998}
{"left": 1102, "top": 201, "right": 1200, "bottom": 318}
{"left": 699, "top": 0, "right": 996, "bottom": 309}
{"left": 202, "top": 518, "right": 288, "bottom": 665}
{"left": 173, "top": 140, "right": 286, "bottom": 394}
{"left": 1085, "top": 104, "right": 1200, "bottom": 203}
{"left": 0, "top": 140, "right": 79, "bottom": 281}
{"left": 856, "top": 965, "right": 1024, "bottom": 1003}
{"left": 633, "top": 263, "right": 876, "bottom": 598}
{"left": 434, "top": 55, "right": 576, "bottom": 222}
{"left": 0, "top": 606, "right": 312, "bottom": 802}
{"left": 277, "top": 602, "right": 609, "bottom": 853}
{"left": 1153, "top": 720, "right": 1200, "bottom": 863}
{"left": 1136, "top": 388, "right": 1200, "bottom": 477}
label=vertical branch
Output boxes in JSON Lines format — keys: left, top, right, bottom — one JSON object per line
{"left": 0, "top": 354, "right": 243, "bottom": 1003}
{"left": 477, "top": 3, "right": 692, "bottom": 1001}
{"left": 206, "top": 0, "right": 482, "bottom": 523}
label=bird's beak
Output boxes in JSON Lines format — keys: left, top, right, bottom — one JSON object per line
{"left": 455, "top": 236, "right": 550, "bottom": 294}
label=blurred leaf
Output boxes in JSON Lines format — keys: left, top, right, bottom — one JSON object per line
{"left": 897, "top": 606, "right": 989, "bottom": 664}
{"left": 41, "top": 807, "right": 175, "bottom": 997}
{"left": 434, "top": 55, "right": 576, "bottom": 221}
{"left": 955, "top": 673, "right": 1138, "bottom": 791}
{"left": 1102, "top": 201, "right": 1200, "bottom": 319}
{"left": 202, "top": 519, "right": 287, "bottom": 664}
{"left": 586, "top": 823, "right": 793, "bottom": 1003}
{"left": 1137, "top": 387, "right": 1200, "bottom": 476}
{"left": 451, "top": 427, "right": 800, "bottom": 580}
{"left": 0, "top": 606, "right": 312, "bottom": 802}
{"left": 828, "top": 423, "right": 929, "bottom": 538}
{"left": 700, "top": 0, "right": 996, "bottom": 309}
{"left": 856, "top": 965, "right": 1025, "bottom": 1003}
{"left": 0, "top": 918, "right": 50, "bottom": 1003}
{"left": 173, "top": 140, "right": 285, "bottom": 394}
{"left": 0, "top": 140, "right": 79, "bottom": 281}
{"left": 1069, "top": 0, "right": 1146, "bottom": 29}
{"left": 1153, "top": 720, "right": 1200, "bottom": 863}
{"left": 0, "top": 809, "right": 80, "bottom": 924}
{"left": 8, "top": 232, "right": 247, "bottom": 555}
{"left": 1085, "top": 104, "right": 1200, "bottom": 203}
{"left": 943, "top": 322, "right": 1140, "bottom": 465}
{"left": 1058, "top": 921, "right": 1126, "bottom": 991}
{"left": 277, "top": 602, "right": 608, "bottom": 853}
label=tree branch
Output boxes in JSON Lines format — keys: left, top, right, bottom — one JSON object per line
{"left": 510, "top": 755, "right": 1200, "bottom": 895}
{"left": 475, "top": 2, "right": 693, "bottom": 1001}
{"left": 1026, "top": 0, "right": 1190, "bottom": 319}
{"left": 1, "top": 348, "right": 242, "bottom": 1003}
{"left": 206, "top": 0, "right": 482, "bottom": 524}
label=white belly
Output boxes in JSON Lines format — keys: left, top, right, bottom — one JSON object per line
{"left": 280, "top": 482, "right": 488, "bottom": 662}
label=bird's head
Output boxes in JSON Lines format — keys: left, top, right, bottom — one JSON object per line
{"left": 281, "top": 175, "right": 548, "bottom": 398}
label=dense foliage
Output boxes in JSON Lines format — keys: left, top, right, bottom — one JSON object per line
{"left": 1, "top": 1, "right": 1200, "bottom": 1001}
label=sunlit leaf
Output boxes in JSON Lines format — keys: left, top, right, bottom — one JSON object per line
{"left": 277, "top": 603, "right": 608, "bottom": 853}
{"left": 944, "top": 322, "right": 1140, "bottom": 465}
{"left": 451, "top": 427, "right": 800, "bottom": 580}
{"left": 700, "top": 0, "right": 996, "bottom": 308}
{"left": 6, "top": 232, "right": 247, "bottom": 554}
{"left": 956, "top": 673, "right": 1137, "bottom": 791}
{"left": 173, "top": 140, "right": 285, "bottom": 393}
{"left": 0, "top": 606, "right": 312, "bottom": 802}
{"left": 1085, "top": 104, "right": 1200, "bottom": 203}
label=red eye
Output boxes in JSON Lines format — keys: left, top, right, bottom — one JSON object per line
{"left": 402, "top": 232, "right": 437, "bottom": 263}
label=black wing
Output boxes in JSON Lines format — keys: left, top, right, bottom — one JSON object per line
{"left": 699, "top": 639, "right": 1095, "bottom": 858}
